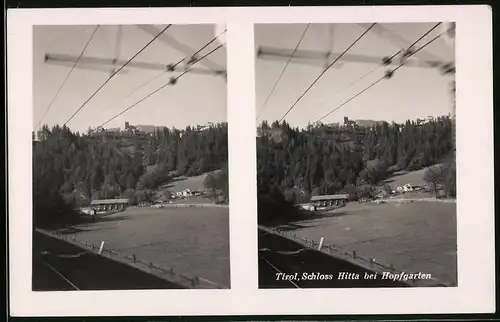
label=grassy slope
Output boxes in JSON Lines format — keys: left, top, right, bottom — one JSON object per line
{"left": 55, "top": 206, "right": 230, "bottom": 287}
{"left": 33, "top": 232, "right": 184, "bottom": 290}
{"left": 381, "top": 167, "right": 430, "bottom": 188}
{"left": 272, "top": 201, "right": 457, "bottom": 285}
{"left": 160, "top": 173, "right": 209, "bottom": 192}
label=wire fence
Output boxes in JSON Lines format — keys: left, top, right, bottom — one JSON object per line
{"left": 260, "top": 225, "right": 451, "bottom": 287}
{"left": 150, "top": 203, "right": 229, "bottom": 209}
{"left": 36, "top": 228, "right": 227, "bottom": 289}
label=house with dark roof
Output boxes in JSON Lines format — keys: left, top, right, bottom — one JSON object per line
{"left": 90, "top": 198, "right": 130, "bottom": 211}
{"left": 310, "top": 194, "right": 349, "bottom": 210}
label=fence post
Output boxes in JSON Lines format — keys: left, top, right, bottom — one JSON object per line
{"left": 194, "top": 276, "right": 200, "bottom": 286}
{"left": 352, "top": 250, "right": 356, "bottom": 259}
{"left": 149, "top": 262, "right": 154, "bottom": 268}
{"left": 317, "top": 237, "right": 325, "bottom": 251}
{"left": 98, "top": 241, "right": 105, "bottom": 255}
{"left": 132, "top": 254, "right": 136, "bottom": 262}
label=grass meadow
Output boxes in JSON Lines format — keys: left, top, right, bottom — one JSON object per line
{"left": 273, "top": 201, "right": 457, "bottom": 285}
{"left": 58, "top": 206, "right": 230, "bottom": 288}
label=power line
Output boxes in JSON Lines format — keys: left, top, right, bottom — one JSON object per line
{"left": 278, "top": 23, "right": 376, "bottom": 123}
{"left": 36, "top": 25, "right": 100, "bottom": 130}
{"left": 256, "top": 24, "right": 310, "bottom": 121}
{"left": 63, "top": 24, "right": 172, "bottom": 127}
{"left": 312, "top": 63, "right": 383, "bottom": 113}
{"left": 314, "top": 29, "right": 446, "bottom": 125}
{"left": 312, "top": 22, "right": 442, "bottom": 116}
{"left": 368, "top": 23, "right": 442, "bottom": 62}
{"left": 109, "top": 29, "right": 227, "bottom": 110}
{"left": 98, "top": 43, "right": 224, "bottom": 128}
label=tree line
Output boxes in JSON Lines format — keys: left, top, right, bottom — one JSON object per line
{"left": 33, "top": 123, "right": 228, "bottom": 227}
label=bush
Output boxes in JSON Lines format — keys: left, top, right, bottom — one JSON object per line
{"left": 33, "top": 190, "right": 81, "bottom": 229}
{"left": 257, "top": 188, "right": 302, "bottom": 225}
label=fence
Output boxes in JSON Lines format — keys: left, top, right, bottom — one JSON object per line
{"left": 259, "top": 225, "right": 451, "bottom": 287}
{"left": 135, "top": 203, "right": 228, "bottom": 209}
{"left": 36, "top": 228, "right": 227, "bottom": 289}
{"left": 160, "top": 203, "right": 228, "bottom": 209}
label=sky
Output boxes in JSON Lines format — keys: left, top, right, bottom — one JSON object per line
{"left": 33, "top": 24, "right": 227, "bottom": 134}
{"left": 255, "top": 23, "right": 455, "bottom": 128}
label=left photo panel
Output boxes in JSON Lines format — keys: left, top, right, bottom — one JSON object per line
{"left": 32, "top": 24, "right": 230, "bottom": 290}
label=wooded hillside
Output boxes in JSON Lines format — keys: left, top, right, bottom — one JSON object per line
{"left": 256, "top": 116, "right": 456, "bottom": 207}
{"left": 33, "top": 123, "right": 228, "bottom": 227}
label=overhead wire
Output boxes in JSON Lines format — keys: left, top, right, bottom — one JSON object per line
{"left": 63, "top": 24, "right": 173, "bottom": 127}
{"left": 109, "top": 29, "right": 227, "bottom": 109}
{"left": 36, "top": 25, "right": 100, "bottom": 130}
{"left": 98, "top": 42, "right": 224, "bottom": 128}
{"left": 313, "top": 22, "right": 442, "bottom": 116}
{"left": 256, "top": 24, "right": 310, "bottom": 121}
{"left": 314, "top": 25, "right": 446, "bottom": 125}
{"left": 278, "top": 23, "right": 377, "bottom": 123}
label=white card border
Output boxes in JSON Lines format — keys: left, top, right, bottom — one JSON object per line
{"left": 7, "top": 5, "right": 494, "bottom": 316}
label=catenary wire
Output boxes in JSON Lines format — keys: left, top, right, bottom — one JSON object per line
{"left": 98, "top": 43, "right": 223, "bottom": 128}
{"left": 36, "top": 25, "right": 100, "bottom": 130}
{"left": 278, "top": 23, "right": 377, "bottom": 123}
{"left": 256, "top": 24, "right": 311, "bottom": 121}
{"left": 63, "top": 24, "right": 172, "bottom": 127}
{"left": 109, "top": 29, "right": 227, "bottom": 109}
{"left": 313, "top": 22, "right": 442, "bottom": 116}
{"left": 314, "top": 29, "right": 446, "bottom": 125}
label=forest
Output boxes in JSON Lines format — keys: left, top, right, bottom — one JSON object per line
{"left": 33, "top": 123, "right": 228, "bottom": 227}
{"left": 33, "top": 115, "right": 456, "bottom": 227}
{"left": 256, "top": 117, "right": 456, "bottom": 222}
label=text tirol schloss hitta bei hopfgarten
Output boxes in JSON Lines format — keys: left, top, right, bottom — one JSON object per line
{"left": 276, "top": 271, "right": 433, "bottom": 282}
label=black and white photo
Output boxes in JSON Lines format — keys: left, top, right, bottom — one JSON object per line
{"left": 255, "top": 22, "right": 457, "bottom": 288}
{"left": 32, "top": 24, "right": 230, "bottom": 290}
{"left": 7, "top": 5, "right": 494, "bottom": 317}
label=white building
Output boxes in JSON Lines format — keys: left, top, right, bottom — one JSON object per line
{"left": 402, "top": 184, "right": 415, "bottom": 192}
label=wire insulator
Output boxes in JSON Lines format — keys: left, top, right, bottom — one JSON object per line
{"left": 186, "top": 56, "right": 197, "bottom": 65}
{"left": 403, "top": 47, "right": 415, "bottom": 58}
{"left": 384, "top": 70, "right": 394, "bottom": 79}
{"left": 166, "top": 64, "right": 175, "bottom": 72}
{"left": 168, "top": 77, "right": 177, "bottom": 85}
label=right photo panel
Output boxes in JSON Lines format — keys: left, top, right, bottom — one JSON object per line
{"left": 255, "top": 22, "right": 457, "bottom": 288}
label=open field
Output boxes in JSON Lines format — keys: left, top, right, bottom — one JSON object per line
{"left": 33, "top": 232, "right": 184, "bottom": 290}
{"left": 168, "top": 197, "right": 215, "bottom": 205}
{"left": 381, "top": 167, "right": 430, "bottom": 188}
{"left": 271, "top": 201, "right": 457, "bottom": 285}
{"left": 161, "top": 173, "right": 208, "bottom": 192}
{"left": 54, "top": 206, "right": 230, "bottom": 288}
{"left": 258, "top": 229, "right": 408, "bottom": 288}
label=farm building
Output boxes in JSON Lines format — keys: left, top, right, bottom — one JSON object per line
{"left": 395, "top": 183, "right": 422, "bottom": 193}
{"left": 90, "top": 198, "right": 130, "bottom": 211}
{"left": 310, "top": 194, "right": 349, "bottom": 209}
